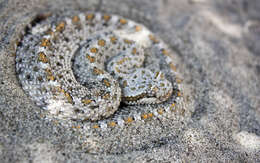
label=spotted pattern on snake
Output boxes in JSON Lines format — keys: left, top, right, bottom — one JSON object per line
{"left": 15, "top": 12, "right": 184, "bottom": 130}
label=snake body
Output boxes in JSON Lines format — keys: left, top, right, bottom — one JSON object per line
{"left": 16, "top": 12, "right": 183, "bottom": 126}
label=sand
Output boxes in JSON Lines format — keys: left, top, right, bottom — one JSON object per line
{"left": 0, "top": 0, "right": 259, "bottom": 162}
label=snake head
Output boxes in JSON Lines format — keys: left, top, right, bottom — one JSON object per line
{"left": 121, "top": 68, "right": 173, "bottom": 104}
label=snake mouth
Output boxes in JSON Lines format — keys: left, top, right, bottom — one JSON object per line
{"left": 122, "top": 88, "right": 172, "bottom": 105}
{"left": 122, "top": 93, "right": 147, "bottom": 103}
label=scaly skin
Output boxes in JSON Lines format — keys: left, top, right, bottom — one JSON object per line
{"left": 16, "top": 12, "right": 183, "bottom": 125}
